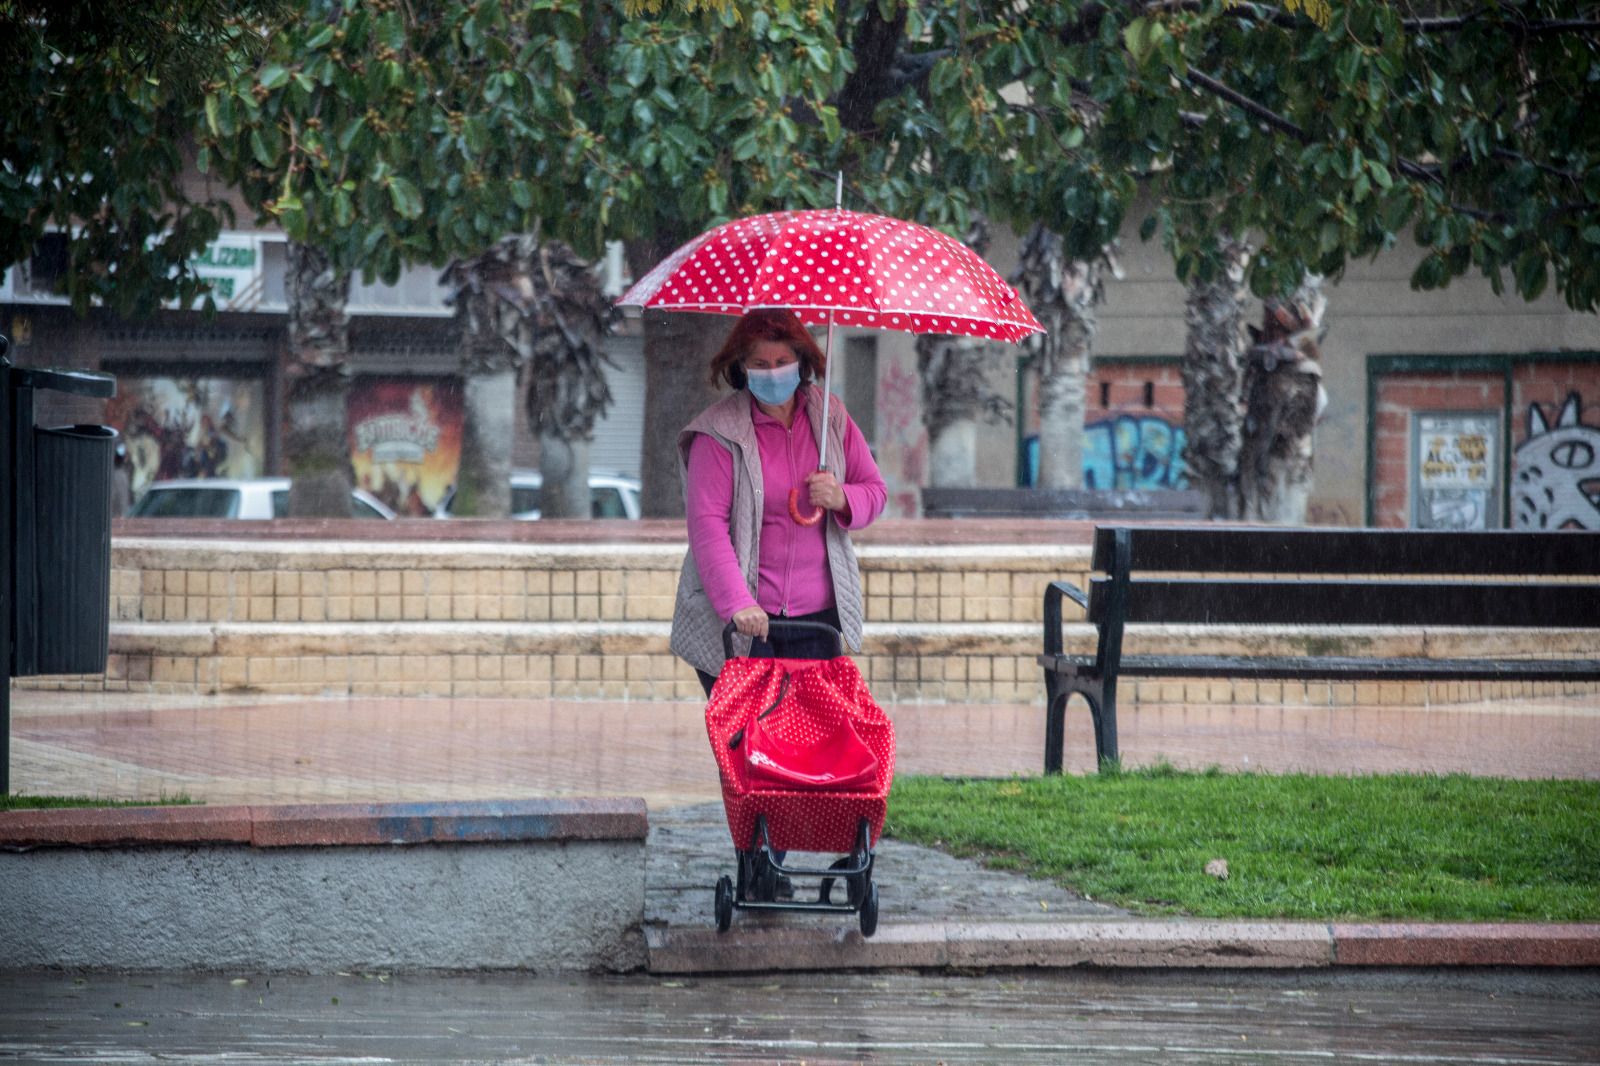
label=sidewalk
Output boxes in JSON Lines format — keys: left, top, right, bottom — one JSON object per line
{"left": 8, "top": 686, "right": 1600, "bottom": 970}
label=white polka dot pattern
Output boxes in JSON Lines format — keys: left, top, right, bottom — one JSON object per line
{"left": 706, "top": 652, "right": 896, "bottom": 854}
{"left": 618, "top": 209, "right": 1043, "bottom": 344}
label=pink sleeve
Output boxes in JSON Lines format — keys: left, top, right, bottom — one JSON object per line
{"left": 835, "top": 414, "right": 888, "bottom": 530}
{"left": 685, "top": 433, "right": 759, "bottom": 620}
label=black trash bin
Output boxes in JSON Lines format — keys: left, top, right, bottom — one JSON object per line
{"left": 25, "top": 424, "right": 117, "bottom": 675}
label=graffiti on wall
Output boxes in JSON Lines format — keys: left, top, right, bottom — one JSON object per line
{"left": 1024, "top": 414, "right": 1190, "bottom": 489}
{"left": 1513, "top": 392, "right": 1600, "bottom": 530}
{"left": 1083, "top": 414, "right": 1189, "bottom": 491}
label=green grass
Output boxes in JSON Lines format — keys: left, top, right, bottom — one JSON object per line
{"left": 885, "top": 767, "right": 1600, "bottom": 921}
{"left": 1, "top": 793, "right": 194, "bottom": 811}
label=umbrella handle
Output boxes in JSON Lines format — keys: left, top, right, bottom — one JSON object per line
{"left": 788, "top": 486, "right": 824, "bottom": 527}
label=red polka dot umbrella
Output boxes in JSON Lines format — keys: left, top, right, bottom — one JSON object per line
{"left": 618, "top": 207, "right": 1044, "bottom": 483}
{"left": 618, "top": 207, "right": 1042, "bottom": 344}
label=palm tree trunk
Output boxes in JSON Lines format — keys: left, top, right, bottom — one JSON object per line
{"left": 1237, "top": 277, "right": 1327, "bottom": 524}
{"left": 1180, "top": 238, "right": 1252, "bottom": 518}
{"left": 1014, "top": 225, "right": 1110, "bottom": 490}
{"left": 914, "top": 216, "right": 1012, "bottom": 490}
{"left": 919, "top": 333, "right": 1007, "bottom": 487}
{"left": 538, "top": 432, "right": 591, "bottom": 517}
{"left": 283, "top": 241, "right": 353, "bottom": 517}
{"left": 447, "top": 236, "right": 613, "bottom": 518}
{"left": 456, "top": 367, "right": 515, "bottom": 517}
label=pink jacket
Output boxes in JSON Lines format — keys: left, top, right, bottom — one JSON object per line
{"left": 686, "top": 388, "right": 886, "bottom": 621}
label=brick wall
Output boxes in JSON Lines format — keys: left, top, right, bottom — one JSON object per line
{"left": 1372, "top": 357, "right": 1600, "bottom": 529}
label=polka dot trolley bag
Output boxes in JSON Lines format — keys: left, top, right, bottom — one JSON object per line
{"left": 704, "top": 620, "right": 895, "bottom": 935}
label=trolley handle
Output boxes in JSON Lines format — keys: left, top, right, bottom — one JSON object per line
{"left": 720, "top": 619, "right": 843, "bottom": 661}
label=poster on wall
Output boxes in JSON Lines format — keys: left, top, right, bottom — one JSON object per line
{"left": 1412, "top": 412, "right": 1499, "bottom": 529}
{"left": 104, "top": 374, "right": 268, "bottom": 499}
{"left": 347, "top": 377, "right": 464, "bottom": 517}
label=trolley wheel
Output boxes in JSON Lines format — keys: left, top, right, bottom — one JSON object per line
{"left": 859, "top": 882, "right": 879, "bottom": 937}
{"left": 715, "top": 876, "right": 734, "bottom": 932}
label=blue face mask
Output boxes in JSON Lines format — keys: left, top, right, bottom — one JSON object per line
{"left": 746, "top": 362, "right": 802, "bottom": 406}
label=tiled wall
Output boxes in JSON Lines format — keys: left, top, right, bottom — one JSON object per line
{"left": 26, "top": 537, "right": 1597, "bottom": 710}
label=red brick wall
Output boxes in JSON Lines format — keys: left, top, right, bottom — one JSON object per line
{"left": 1372, "top": 358, "right": 1600, "bottom": 529}
{"left": 1372, "top": 372, "right": 1504, "bottom": 528}
{"left": 1086, "top": 361, "right": 1186, "bottom": 420}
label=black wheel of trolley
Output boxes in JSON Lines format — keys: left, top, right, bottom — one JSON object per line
{"left": 715, "top": 875, "right": 734, "bottom": 932}
{"left": 859, "top": 882, "right": 879, "bottom": 937}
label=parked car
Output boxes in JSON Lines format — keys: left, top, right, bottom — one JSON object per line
{"left": 129, "top": 478, "right": 397, "bottom": 520}
{"left": 434, "top": 471, "right": 642, "bottom": 519}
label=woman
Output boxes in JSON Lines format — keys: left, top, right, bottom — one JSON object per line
{"left": 671, "top": 308, "right": 888, "bottom": 698}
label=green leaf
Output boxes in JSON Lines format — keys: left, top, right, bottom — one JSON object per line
{"left": 1122, "top": 17, "right": 1168, "bottom": 66}
{"left": 819, "top": 104, "right": 840, "bottom": 144}
{"left": 338, "top": 116, "right": 367, "bottom": 152}
{"left": 1582, "top": 226, "right": 1600, "bottom": 246}
{"left": 306, "top": 25, "right": 336, "bottom": 51}
{"left": 623, "top": 48, "right": 647, "bottom": 88}
{"left": 259, "top": 63, "right": 290, "bottom": 91}
{"left": 1515, "top": 253, "right": 1548, "bottom": 300}
{"left": 1139, "top": 214, "right": 1158, "bottom": 241}
{"left": 203, "top": 95, "right": 221, "bottom": 137}
{"left": 250, "top": 129, "right": 277, "bottom": 167}
{"left": 388, "top": 176, "right": 424, "bottom": 220}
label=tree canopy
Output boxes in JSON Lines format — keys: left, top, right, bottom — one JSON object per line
{"left": 883, "top": 0, "right": 1600, "bottom": 309}
{"left": 1, "top": 1, "right": 286, "bottom": 315}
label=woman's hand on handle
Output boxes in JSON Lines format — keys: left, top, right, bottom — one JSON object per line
{"left": 789, "top": 469, "right": 846, "bottom": 527}
{"left": 805, "top": 469, "right": 847, "bottom": 513}
{"left": 731, "top": 605, "right": 769, "bottom": 641}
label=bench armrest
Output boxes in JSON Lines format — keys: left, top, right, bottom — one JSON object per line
{"left": 1043, "top": 579, "right": 1089, "bottom": 656}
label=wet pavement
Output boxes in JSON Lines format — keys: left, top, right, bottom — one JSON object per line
{"left": 4, "top": 969, "right": 1597, "bottom": 1064}
{"left": 11, "top": 688, "right": 1599, "bottom": 812}
{"left": 7, "top": 686, "right": 1599, "bottom": 979}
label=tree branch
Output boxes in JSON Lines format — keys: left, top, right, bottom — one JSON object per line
{"left": 1183, "top": 69, "right": 1309, "bottom": 143}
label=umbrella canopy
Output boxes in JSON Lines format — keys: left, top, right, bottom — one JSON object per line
{"left": 617, "top": 208, "right": 1043, "bottom": 344}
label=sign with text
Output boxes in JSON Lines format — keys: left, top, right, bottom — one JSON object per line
{"left": 1412, "top": 412, "right": 1500, "bottom": 529}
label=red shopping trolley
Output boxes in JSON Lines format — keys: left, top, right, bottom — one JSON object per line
{"left": 705, "top": 620, "right": 895, "bottom": 936}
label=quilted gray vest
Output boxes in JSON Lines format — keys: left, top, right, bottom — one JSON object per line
{"left": 669, "top": 385, "right": 866, "bottom": 676}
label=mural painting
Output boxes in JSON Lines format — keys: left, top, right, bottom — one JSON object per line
{"left": 347, "top": 377, "right": 464, "bottom": 517}
{"left": 105, "top": 375, "right": 267, "bottom": 499}
{"left": 1513, "top": 392, "right": 1600, "bottom": 530}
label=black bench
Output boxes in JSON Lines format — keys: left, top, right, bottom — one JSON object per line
{"left": 1039, "top": 525, "right": 1600, "bottom": 772}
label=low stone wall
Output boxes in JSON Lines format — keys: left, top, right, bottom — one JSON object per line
{"left": 19, "top": 523, "right": 1598, "bottom": 709}
{"left": 0, "top": 798, "right": 648, "bottom": 973}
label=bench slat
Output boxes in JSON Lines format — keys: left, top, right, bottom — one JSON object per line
{"left": 1038, "top": 653, "right": 1600, "bottom": 682}
{"left": 1088, "top": 578, "right": 1600, "bottom": 628}
{"left": 1092, "top": 526, "right": 1600, "bottom": 577}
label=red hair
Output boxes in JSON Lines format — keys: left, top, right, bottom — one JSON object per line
{"left": 708, "top": 309, "right": 826, "bottom": 390}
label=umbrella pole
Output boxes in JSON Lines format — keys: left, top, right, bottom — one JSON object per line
{"left": 818, "top": 308, "right": 835, "bottom": 471}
